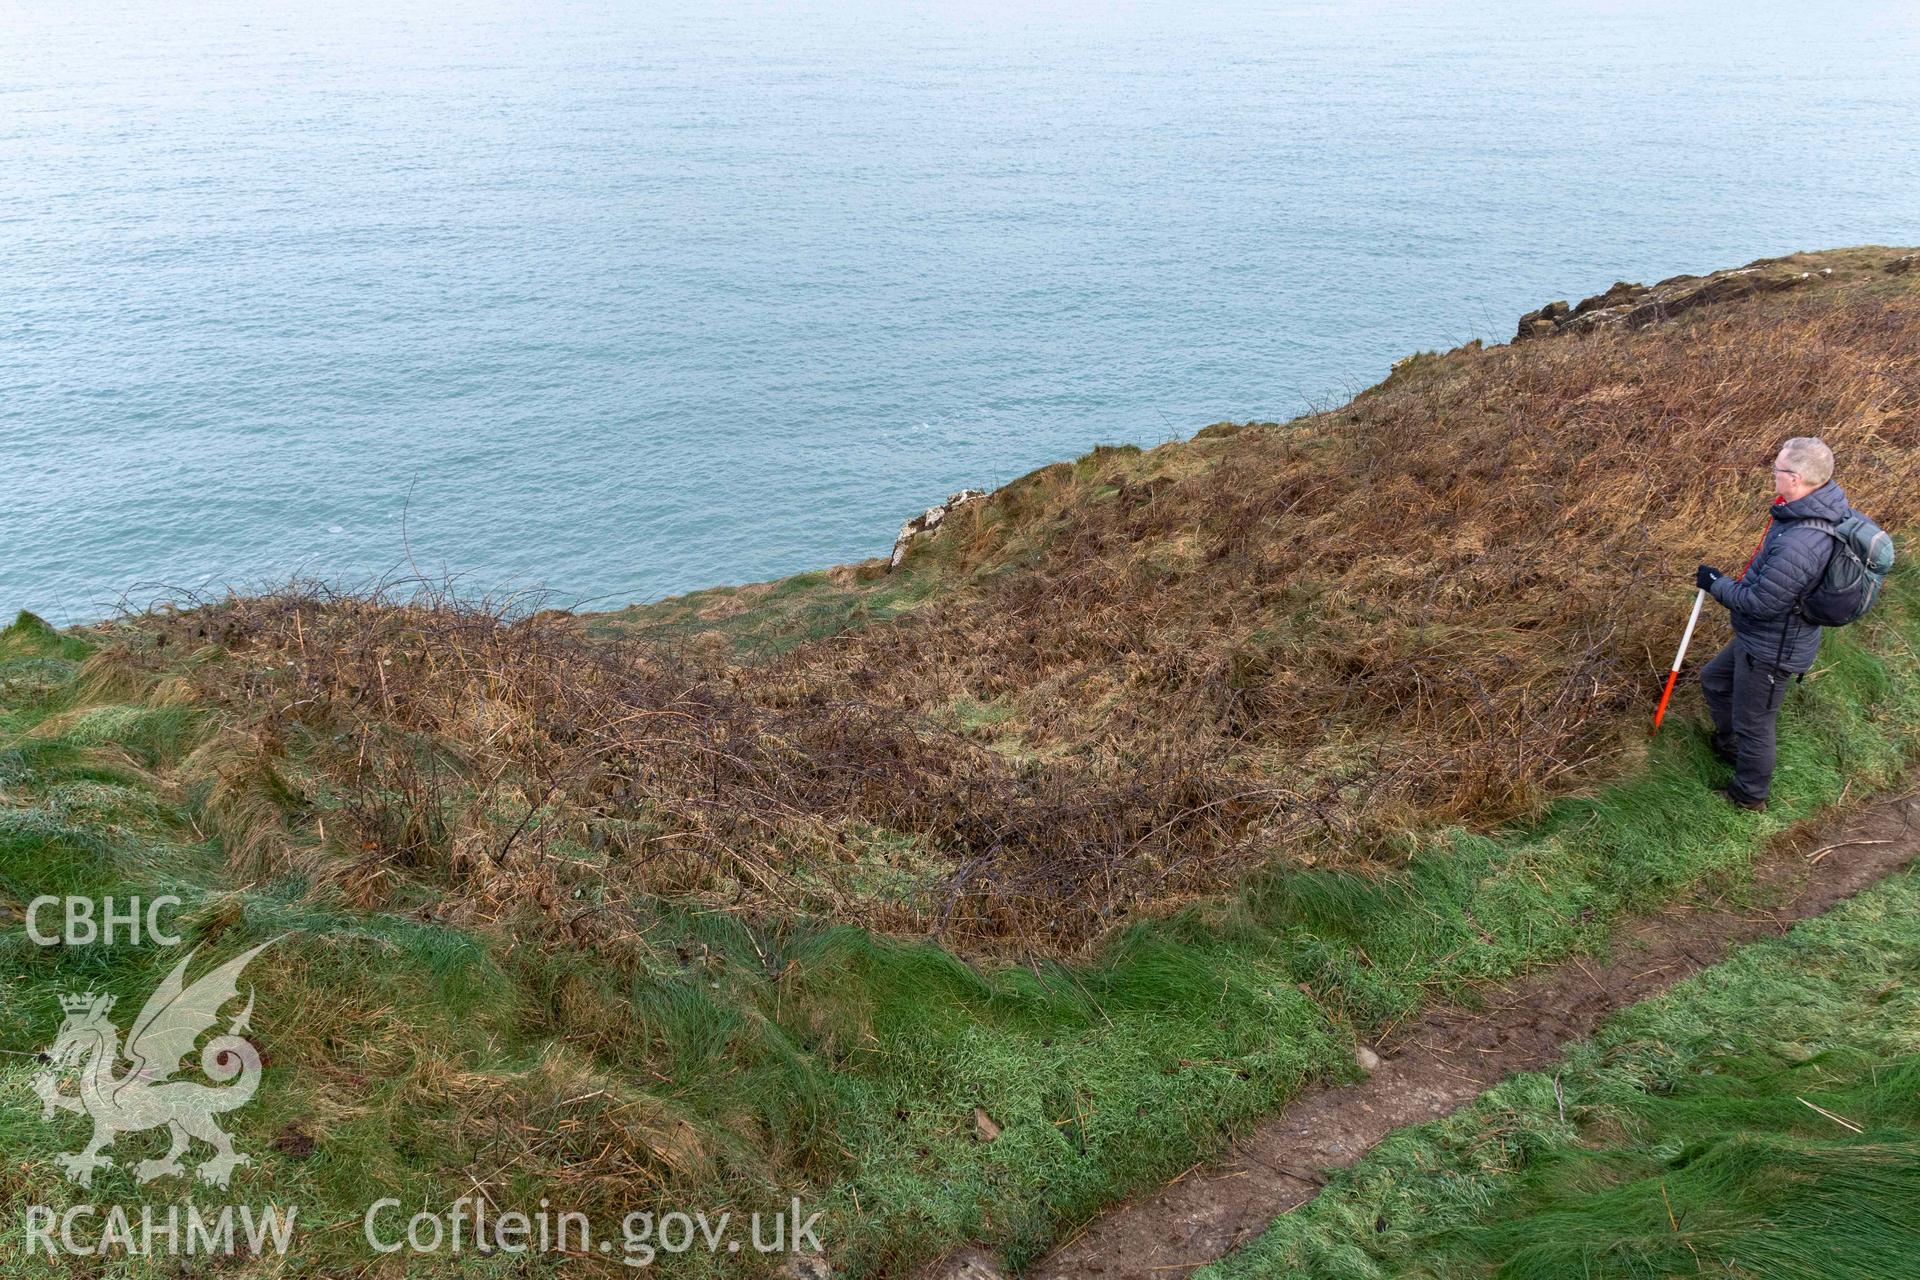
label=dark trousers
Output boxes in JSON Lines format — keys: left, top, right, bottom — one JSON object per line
{"left": 1699, "top": 639, "right": 1790, "bottom": 803}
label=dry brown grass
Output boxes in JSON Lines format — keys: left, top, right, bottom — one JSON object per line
{"left": 768, "top": 275, "right": 1920, "bottom": 919}
{"left": 111, "top": 270, "right": 1920, "bottom": 953}
{"left": 121, "top": 580, "right": 1244, "bottom": 954}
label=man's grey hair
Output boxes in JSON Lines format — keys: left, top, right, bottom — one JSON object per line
{"left": 1780, "top": 437, "right": 1834, "bottom": 486}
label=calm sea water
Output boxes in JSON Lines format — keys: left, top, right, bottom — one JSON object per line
{"left": 6, "top": 1, "right": 1918, "bottom": 623}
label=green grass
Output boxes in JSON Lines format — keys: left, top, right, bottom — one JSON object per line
{"left": 1200, "top": 863, "right": 1920, "bottom": 1280}
{"left": 3, "top": 565, "right": 1920, "bottom": 1277}
{"left": 585, "top": 563, "right": 949, "bottom": 657}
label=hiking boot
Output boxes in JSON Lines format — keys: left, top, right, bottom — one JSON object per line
{"left": 1719, "top": 787, "right": 1767, "bottom": 813}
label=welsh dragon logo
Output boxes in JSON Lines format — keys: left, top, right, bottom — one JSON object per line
{"left": 32, "top": 940, "right": 278, "bottom": 1189}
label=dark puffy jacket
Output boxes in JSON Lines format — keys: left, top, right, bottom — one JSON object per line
{"left": 1707, "top": 480, "right": 1851, "bottom": 672}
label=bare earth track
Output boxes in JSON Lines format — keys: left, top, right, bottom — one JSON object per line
{"left": 925, "top": 788, "right": 1920, "bottom": 1280}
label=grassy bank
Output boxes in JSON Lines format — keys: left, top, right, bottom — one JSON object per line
{"left": 1200, "top": 858, "right": 1920, "bottom": 1280}
{"left": 2, "top": 558, "right": 1918, "bottom": 1277}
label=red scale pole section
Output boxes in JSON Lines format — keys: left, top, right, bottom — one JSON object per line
{"left": 1650, "top": 500, "right": 1779, "bottom": 737}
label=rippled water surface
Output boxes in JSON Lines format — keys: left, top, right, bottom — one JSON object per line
{"left": 5, "top": 0, "right": 1918, "bottom": 620}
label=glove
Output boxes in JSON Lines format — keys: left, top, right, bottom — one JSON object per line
{"left": 1695, "top": 564, "right": 1723, "bottom": 593}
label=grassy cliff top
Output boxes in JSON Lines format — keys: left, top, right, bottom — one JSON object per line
{"left": 6, "top": 246, "right": 1920, "bottom": 1279}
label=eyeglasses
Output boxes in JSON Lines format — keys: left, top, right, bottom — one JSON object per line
{"left": 1771, "top": 467, "right": 1799, "bottom": 478}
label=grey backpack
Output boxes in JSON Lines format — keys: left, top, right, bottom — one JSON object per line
{"left": 1798, "top": 514, "right": 1896, "bottom": 626}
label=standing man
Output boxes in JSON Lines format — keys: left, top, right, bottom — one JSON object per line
{"left": 1694, "top": 437, "right": 1849, "bottom": 811}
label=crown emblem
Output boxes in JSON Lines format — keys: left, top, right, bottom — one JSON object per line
{"left": 59, "top": 992, "right": 111, "bottom": 1015}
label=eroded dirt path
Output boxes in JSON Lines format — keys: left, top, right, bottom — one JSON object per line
{"left": 923, "top": 790, "right": 1920, "bottom": 1280}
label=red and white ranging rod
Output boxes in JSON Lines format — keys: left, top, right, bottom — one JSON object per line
{"left": 1650, "top": 589, "right": 1707, "bottom": 734}
{"left": 1650, "top": 503, "right": 1779, "bottom": 737}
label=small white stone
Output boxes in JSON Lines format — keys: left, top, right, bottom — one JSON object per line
{"left": 1355, "top": 1045, "right": 1382, "bottom": 1072}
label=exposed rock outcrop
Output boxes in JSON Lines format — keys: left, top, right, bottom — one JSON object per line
{"left": 1516, "top": 260, "right": 1840, "bottom": 342}
{"left": 889, "top": 488, "right": 988, "bottom": 569}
